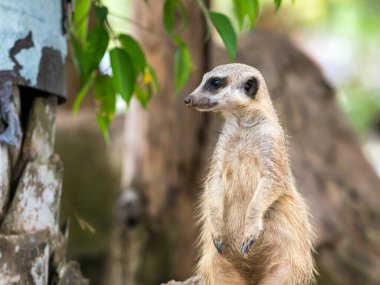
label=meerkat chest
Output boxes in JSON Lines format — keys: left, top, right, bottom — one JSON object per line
{"left": 221, "top": 133, "right": 261, "bottom": 175}
{"left": 219, "top": 133, "right": 263, "bottom": 197}
{"left": 219, "top": 139, "right": 262, "bottom": 239}
{"left": 208, "top": 130, "right": 264, "bottom": 239}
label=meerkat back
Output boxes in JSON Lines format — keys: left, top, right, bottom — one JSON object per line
{"left": 184, "top": 64, "right": 316, "bottom": 285}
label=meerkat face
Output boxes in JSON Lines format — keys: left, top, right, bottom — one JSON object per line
{"left": 184, "top": 63, "right": 267, "bottom": 112}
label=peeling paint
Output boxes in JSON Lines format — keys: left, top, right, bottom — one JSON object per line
{"left": 0, "top": 0, "right": 67, "bottom": 98}
{"left": 9, "top": 31, "right": 34, "bottom": 76}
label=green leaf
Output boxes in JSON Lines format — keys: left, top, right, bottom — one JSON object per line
{"left": 72, "top": 25, "right": 109, "bottom": 83}
{"left": 163, "top": 0, "right": 177, "bottom": 34}
{"left": 196, "top": 0, "right": 211, "bottom": 40}
{"left": 94, "top": 5, "right": 108, "bottom": 25}
{"left": 147, "top": 65, "right": 160, "bottom": 94}
{"left": 135, "top": 85, "right": 150, "bottom": 108}
{"left": 109, "top": 48, "right": 136, "bottom": 104}
{"left": 246, "top": 0, "right": 259, "bottom": 28}
{"left": 85, "top": 25, "right": 109, "bottom": 76}
{"left": 274, "top": 0, "right": 282, "bottom": 11}
{"left": 94, "top": 74, "right": 115, "bottom": 143}
{"left": 96, "top": 113, "right": 111, "bottom": 144}
{"left": 73, "top": 71, "right": 96, "bottom": 114}
{"left": 174, "top": 43, "right": 192, "bottom": 92}
{"left": 119, "top": 34, "right": 147, "bottom": 72}
{"left": 163, "top": 0, "right": 188, "bottom": 34}
{"left": 74, "top": 0, "right": 91, "bottom": 41}
{"left": 71, "top": 37, "right": 85, "bottom": 78}
{"left": 233, "top": 0, "right": 258, "bottom": 30}
{"left": 233, "top": 0, "right": 247, "bottom": 30}
{"left": 177, "top": 1, "right": 189, "bottom": 30}
{"left": 209, "top": 12, "right": 237, "bottom": 61}
{"left": 94, "top": 75, "right": 116, "bottom": 115}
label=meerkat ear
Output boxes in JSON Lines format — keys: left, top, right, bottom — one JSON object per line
{"left": 244, "top": 77, "right": 259, "bottom": 99}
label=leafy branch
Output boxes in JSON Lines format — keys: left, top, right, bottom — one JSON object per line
{"left": 70, "top": 0, "right": 282, "bottom": 140}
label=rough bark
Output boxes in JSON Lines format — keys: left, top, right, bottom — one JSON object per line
{"left": 0, "top": 91, "right": 88, "bottom": 285}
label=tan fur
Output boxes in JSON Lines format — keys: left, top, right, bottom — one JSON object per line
{"left": 186, "top": 64, "right": 316, "bottom": 285}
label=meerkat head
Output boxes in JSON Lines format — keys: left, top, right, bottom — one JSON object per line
{"left": 184, "top": 63, "right": 270, "bottom": 113}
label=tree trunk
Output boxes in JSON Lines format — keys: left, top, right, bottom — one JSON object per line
{"left": 103, "top": 1, "right": 213, "bottom": 285}
{"left": 0, "top": 90, "right": 88, "bottom": 285}
{"left": 0, "top": 1, "right": 87, "bottom": 284}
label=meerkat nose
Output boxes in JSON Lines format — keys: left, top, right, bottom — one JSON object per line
{"left": 184, "top": 96, "right": 193, "bottom": 107}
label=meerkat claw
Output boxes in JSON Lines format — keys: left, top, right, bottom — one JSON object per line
{"left": 213, "top": 238, "right": 223, "bottom": 254}
{"left": 241, "top": 237, "right": 256, "bottom": 254}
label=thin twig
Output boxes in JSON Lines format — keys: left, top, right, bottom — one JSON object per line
{"left": 196, "top": 0, "right": 211, "bottom": 40}
{"left": 62, "top": 199, "right": 96, "bottom": 234}
{"left": 108, "top": 11, "right": 167, "bottom": 37}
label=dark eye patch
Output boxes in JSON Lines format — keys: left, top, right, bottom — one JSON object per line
{"left": 204, "top": 77, "right": 227, "bottom": 93}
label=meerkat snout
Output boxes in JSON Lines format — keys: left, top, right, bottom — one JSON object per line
{"left": 183, "top": 94, "right": 216, "bottom": 110}
{"left": 184, "top": 96, "right": 192, "bottom": 106}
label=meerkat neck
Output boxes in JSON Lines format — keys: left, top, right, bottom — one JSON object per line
{"left": 221, "top": 106, "right": 277, "bottom": 130}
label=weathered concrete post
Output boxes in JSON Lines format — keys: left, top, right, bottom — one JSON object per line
{"left": 0, "top": 1, "right": 87, "bottom": 284}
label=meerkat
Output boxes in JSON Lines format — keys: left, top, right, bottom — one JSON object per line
{"left": 184, "top": 64, "right": 316, "bottom": 285}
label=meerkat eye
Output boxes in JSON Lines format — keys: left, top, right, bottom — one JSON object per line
{"left": 244, "top": 77, "right": 259, "bottom": 99}
{"left": 211, "top": 79, "right": 222, "bottom": 88}
{"left": 207, "top": 77, "right": 225, "bottom": 91}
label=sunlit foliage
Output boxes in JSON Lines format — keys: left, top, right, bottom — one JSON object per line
{"left": 69, "top": 0, "right": 281, "bottom": 140}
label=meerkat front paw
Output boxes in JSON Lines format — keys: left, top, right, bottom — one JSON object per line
{"left": 241, "top": 220, "right": 264, "bottom": 254}
{"left": 241, "top": 235, "right": 258, "bottom": 254}
{"left": 212, "top": 235, "right": 223, "bottom": 254}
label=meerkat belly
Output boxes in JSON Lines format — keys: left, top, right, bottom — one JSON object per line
{"left": 222, "top": 151, "right": 261, "bottom": 244}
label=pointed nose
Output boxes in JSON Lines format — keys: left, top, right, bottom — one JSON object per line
{"left": 184, "top": 96, "right": 193, "bottom": 107}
